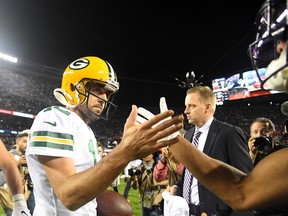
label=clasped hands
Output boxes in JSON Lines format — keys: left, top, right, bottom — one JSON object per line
{"left": 136, "top": 97, "right": 182, "bottom": 142}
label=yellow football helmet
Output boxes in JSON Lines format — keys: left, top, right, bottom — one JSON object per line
{"left": 54, "top": 56, "right": 119, "bottom": 119}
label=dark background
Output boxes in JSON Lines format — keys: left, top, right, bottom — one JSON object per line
{"left": 0, "top": 0, "right": 265, "bottom": 107}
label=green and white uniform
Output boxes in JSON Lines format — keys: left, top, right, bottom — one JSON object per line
{"left": 26, "top": 106, "right": 100, "bottom": 216}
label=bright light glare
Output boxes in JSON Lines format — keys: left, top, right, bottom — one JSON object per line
{"left": 276, "top": 9, "right": 288, "bottom": 23}
{"left": 0, "top": 52, "right": 18, "bottom": 63}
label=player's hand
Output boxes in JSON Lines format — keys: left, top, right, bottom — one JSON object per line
{"left": 120, "top": 105, "right": 183, "bottom": 160}
{"left": 12, "top": 206, "right": 31, "bottom": 216}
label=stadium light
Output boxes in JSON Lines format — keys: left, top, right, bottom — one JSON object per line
{"left": 0, "top": 52, "right": 18, "bottom": 63}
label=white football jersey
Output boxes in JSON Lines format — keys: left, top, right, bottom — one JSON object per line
{"left": 26, "top": 106, "right": 100, "bottom": 216}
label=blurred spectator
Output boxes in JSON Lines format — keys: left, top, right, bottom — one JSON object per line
{"left": 132, "top": 152, "right": 167, "bottom": 216}
{"left": 153, "top": 147, "right": 183, "bottom": 187}
{"left": 123, "top": 159, "right": 142, "bottom": 200}
{"left": 248, "top": 117, "right": 285, "bottom": 165}
{"left": 247, "top": 117, "right": 288, "bottom": 215}
{"left": 9, "top": 130, "right": 35, "bottom": 214}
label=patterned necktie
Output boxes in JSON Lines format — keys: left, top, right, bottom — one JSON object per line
{"left": 183, "top": 129, "right": 202, "bottom": 204}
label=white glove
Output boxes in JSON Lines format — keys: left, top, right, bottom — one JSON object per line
{"left": 158, "top": 97, "right": 180, "bottom": 141}
{"left": 12, "top": 207, "right": 31, "bottom": 216}
{"left": 11, "top": 194, "right": 31, "bottom": 216}
{"left": 136, "top": 97, "right": 181, "bottom": 141}
{"left": 136, "top": 107, "right": 155, "bottom": 125}
{"left": 136, "top": 97, "right": 174, "bottom": 126}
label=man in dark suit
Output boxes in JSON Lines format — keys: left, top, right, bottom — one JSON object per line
{"left": 171, "top": 85, "right": 253, "bottom": 216}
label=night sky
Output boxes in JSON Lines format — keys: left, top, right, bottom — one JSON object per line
{"left": 0, "top": 0, "right": 264, "bottom": 107}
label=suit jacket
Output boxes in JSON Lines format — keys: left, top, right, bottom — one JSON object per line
{"left": 176, "top": 118, "right": 254, "bottom": 216}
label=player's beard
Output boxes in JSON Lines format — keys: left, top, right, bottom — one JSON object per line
{"left": 76, "top": 102, "right": 101, "bottom": 124}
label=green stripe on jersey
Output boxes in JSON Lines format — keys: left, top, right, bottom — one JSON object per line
{"left": 30, "top": 131, "right": 74, "bottom": 151}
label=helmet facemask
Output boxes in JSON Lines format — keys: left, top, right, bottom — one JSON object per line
{"left": 249, "top": 0, "right": 288, "bottom": 91}
{"left": 76, "top": 79, "right": 118, "bottom": 121}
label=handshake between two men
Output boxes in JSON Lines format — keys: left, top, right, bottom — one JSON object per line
{"left": 136, "top": 97, "right": 182, "bottom": 142}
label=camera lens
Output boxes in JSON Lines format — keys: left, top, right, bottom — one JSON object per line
{"left": 254, "top": 135, "right": 273, "bottom": 152}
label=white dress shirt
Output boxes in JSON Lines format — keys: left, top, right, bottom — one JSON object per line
{"left": 190, "top": 117, "right": 214, "bottom": 205}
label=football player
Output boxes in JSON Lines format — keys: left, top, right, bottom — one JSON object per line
{"left": 26, "top": 56, "right": 183, "bottom": 215}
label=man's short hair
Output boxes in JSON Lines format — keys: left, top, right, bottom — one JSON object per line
{"left": 16, "top": 129, "right": 30, "bottom": 139}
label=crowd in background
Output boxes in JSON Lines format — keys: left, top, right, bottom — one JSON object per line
{"left": 0, "top": 64, "right": 287, "bottom": 150}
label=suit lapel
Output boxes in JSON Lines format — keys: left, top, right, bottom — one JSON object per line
{"left": 184, "top": 126, "right": 195, "bottom": 142}
{"left": 203, "top": 119, "right": 219, "bottom": 154}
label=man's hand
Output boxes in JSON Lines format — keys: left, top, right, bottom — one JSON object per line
{"left": 248, "top": 137, "right": 258, "bottom": 156}
{"left": 119, "top": 105, "right": 183, "bottom": 160}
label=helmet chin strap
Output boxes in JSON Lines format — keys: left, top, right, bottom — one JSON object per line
{"left": 265, "top": 43, "right": 288, "bottom": 91}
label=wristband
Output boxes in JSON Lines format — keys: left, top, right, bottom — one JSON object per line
{"left": 12, "top": 194, "right": 27, "bottom": 208}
